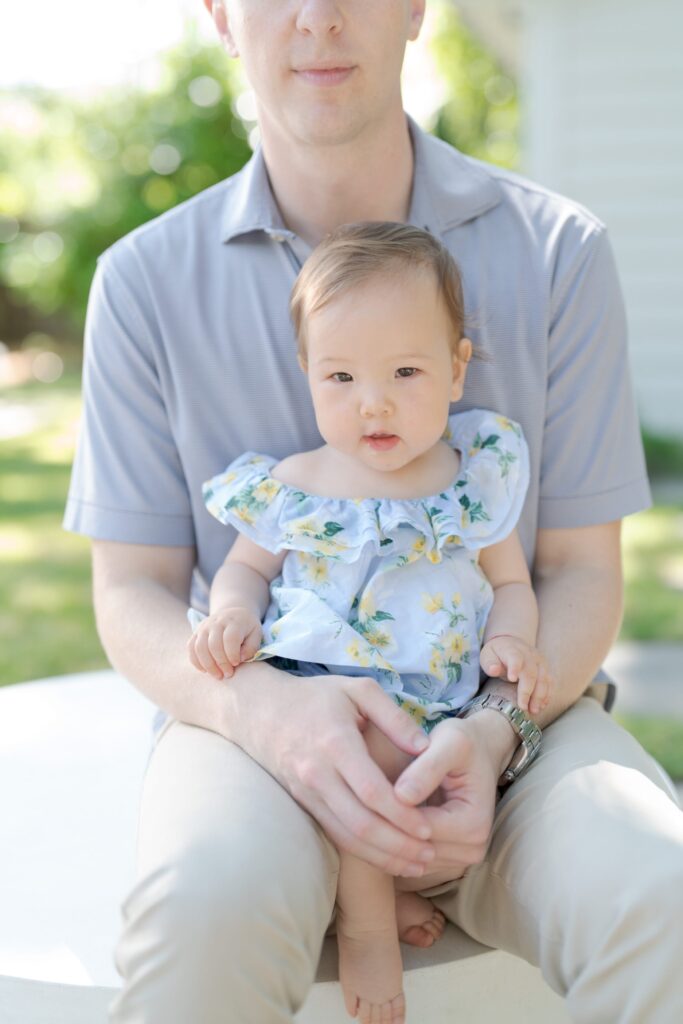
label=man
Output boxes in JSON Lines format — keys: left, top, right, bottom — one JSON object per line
{"left": 64, "top": 2, "right": 683, "bottom": 1021}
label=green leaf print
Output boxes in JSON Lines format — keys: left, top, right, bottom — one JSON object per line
{"left": 323, "top": 522, "right": 344, "bottom": 537}
{"left": 447, "top": 663, "right": 463, "bottom": 684}
{"left": 380, "top": 537, "right": 394, "bottom": 547}
{"left": 373, "top": 611, "right": 396, "bottom": 622}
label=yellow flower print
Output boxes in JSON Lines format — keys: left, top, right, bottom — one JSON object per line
{"left": 401, "top": 701, "right": 429, "bottom": 728}
{"left": 363, "top": 627, "right": 391, "bottom": 650}
{"left": 451, "top": 592, "right": 461, "bottom": 606}
{"left": 422, "top": 593, "right": 444, "bottom": 614}
{"left": 294, "top": 517, "right": 320, "bottom": 535}
{"left": 221, "top": 471, "right": 237, "bottom": 485}
{"left": 443, "top": 631, "right": 469, "bottom": 661}
{"left": 495, "top": 415, "right": 514, "bottom": 432}
{"left": 427, "top": 548, "right": 442, "bottom": 564}
{"left": 252, "top": 478, "right": 281, "bottom": 504}
{"left": 308, "top": 559, "right": 328, "bottom": 584}
{"left": 429, "top": 652, "right": 445, "bottom": 680}
{"left": 234, "top": 505, "right": 255, "bottom": 526}
{"left": 270, "top": 621, "right": 281, "bottom": 638}
{"left": 460, "top": 508, "right": 470, "bottom": 530}
{"left": 359, "top": 592, "right": 376, "bottom": 620}
{"left": 412, "top": 536, "right": 426, "bottom": 555}
{"left": 346, "top": 640, "right": 370, "bottom": 667}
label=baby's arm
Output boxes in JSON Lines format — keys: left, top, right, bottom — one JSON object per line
{"left": 478, "top": 530, "right": 553, "bottom": 715}
{"left": 187, "top": 533, "right": 286, "bottom": 679}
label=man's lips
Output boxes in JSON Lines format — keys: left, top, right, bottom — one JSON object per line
{"left": 363, "top": 433, "right": 399, "bottom": 452}
{"left": 294, "top": 66, "right": 355, "bottom": 86}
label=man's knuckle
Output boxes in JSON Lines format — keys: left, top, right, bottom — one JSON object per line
{"left": 357, "top": 779, "right": 380, "bottom": 805}
{"left": 352, "top": 816, "right": 372, "bottom": 842}
{"left": 297, "top": 761, "right": 318, "bottom": 789}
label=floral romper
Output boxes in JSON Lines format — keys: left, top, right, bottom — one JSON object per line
{"left": 200, "top": 409, "right": 529, "bottom": 732}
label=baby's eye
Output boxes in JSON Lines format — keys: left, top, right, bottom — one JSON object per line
{"left": 330, "top": 372, "right": 353, "bottom": 383}
{"left": 396, "top": 367, "right": 418, "bottom": 378}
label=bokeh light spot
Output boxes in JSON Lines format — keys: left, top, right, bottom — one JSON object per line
{"left": 33, "top": 231, "right": 64, "bottom": 264}
{"left": 149, "top": 143, "right": 181, "bottom": 175}
{"left": 188, "top": 75, "right": 222, "bottom": 108}
{"left": 32, "top": 351, "right": 64, "bottom": 384}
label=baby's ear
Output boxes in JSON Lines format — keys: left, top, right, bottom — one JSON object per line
{"left": 297, "top": 352, "right": 308, "bottom": 373}
{"left": 457, "top": 337, "right": 473, "bottom": 364}
{"left": 450, "top": 338, "right": 472, "bottom": 400}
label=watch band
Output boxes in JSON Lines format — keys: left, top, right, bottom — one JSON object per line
{"left": 456, "top": 693, "right": 542, "bottom": 787}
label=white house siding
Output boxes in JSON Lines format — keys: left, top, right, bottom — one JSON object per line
{"left": 519, "top": 0, "right": 683, "bottom": 437}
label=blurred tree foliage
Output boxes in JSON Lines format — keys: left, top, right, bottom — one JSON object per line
{"left": 0, "top": 27, "right": 251, "bottom": 347}
{"left": 0, "top": 8, "right": 517, "bottom": 349}
{"left": 430, "top": 3, "right": 519, "bottom": 168}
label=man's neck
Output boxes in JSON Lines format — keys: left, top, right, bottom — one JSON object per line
{"left": 260, "top": 108, "right": 415, "bottom": 246}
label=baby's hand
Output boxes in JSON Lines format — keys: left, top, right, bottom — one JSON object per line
{"left": 479, "top": 635, "right": 553, "bottom": 716}
{"left": 187, "top": 607, "right": 262, "bottom": 680}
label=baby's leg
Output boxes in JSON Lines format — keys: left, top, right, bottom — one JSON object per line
{"left": 335, "top": 723, "right": 445, "bottom": 1023}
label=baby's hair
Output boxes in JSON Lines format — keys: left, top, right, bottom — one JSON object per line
{"left": 290, "top": 221, "right": 480, "bottom": 363}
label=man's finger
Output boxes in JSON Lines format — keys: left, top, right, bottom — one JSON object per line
{"left": 393, "top": 728, "right": 469, "bottom": 807}
{"left": 314, "top": 768, "right": 434, "bottom": 874}
{"left": 349, "top": 678, "right": 430, "bottom": 756}
{"left": 338, "top": 732, "right": 433, "bottom": 840}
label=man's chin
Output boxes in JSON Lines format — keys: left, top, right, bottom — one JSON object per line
{"left": 288, "top": 109, "right": 373, "bottom": 150}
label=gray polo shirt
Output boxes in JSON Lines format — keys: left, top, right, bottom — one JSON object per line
{"left": 64, "top": 117, "right": 651, "bottom": 613}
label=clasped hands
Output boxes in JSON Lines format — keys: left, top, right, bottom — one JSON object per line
{"left": 188, "top": 606, "right": 522, "bottom": 879}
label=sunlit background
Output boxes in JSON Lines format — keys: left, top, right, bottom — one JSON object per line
{"left": 1, "top": 0, "right": 682, "bottom": 778}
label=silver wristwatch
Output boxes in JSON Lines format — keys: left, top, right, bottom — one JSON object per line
{"left": 456, "top": 693, "right": 542, "bottom": 787}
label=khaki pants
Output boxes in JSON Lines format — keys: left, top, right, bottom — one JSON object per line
{"left": 109, "top": 698, "right": 683, "bottom": 1023}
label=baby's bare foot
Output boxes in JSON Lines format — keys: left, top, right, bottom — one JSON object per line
{"left": 337, "top": 916, "right": 406, "bottom": 1023}
{"left": 395, "top": 891, "right": 446, "bottom": 948}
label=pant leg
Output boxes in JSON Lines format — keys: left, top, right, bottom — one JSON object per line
{"left": 428, "top": 697, "right": 683, "bottom": 1023}
{"left": 109, "top": 720, "right": 339, "bottom": 1024}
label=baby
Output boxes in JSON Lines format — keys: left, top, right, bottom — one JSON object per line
{"left": 188, "top": 223, "right": 552, "bottom": 1023}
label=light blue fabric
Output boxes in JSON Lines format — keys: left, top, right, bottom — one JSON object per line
{"left": 200, "top": 409, "right": 529, "bottom": 726}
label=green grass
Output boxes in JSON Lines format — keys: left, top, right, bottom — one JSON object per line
{"left": 0, "top": 373, "right": 108, "bottom": 685}
{"left": 2, "top": 378, "right": 682, "bottom": 779}
{"left": 614, "top": 714, "right": 683, "bottom": 782}
{"left": 621, "top": 506, "right": 683, "bottom": 640}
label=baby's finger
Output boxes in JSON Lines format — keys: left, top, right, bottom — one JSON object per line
{"left": 517, "top": 677, "right": 534, "bottom": 712}
{"left": 207, "top": 623, "right": 232, "bottom": 670}
{"left": 186, "top": 637, "right": 206, "bottom": 674}
{"left": 240, "top": 623, "right": 262, "bottom": 663}
{"left": 504, "top": 651, "right": 524, "bottom": 684}
{"left": 194, "top": 629, "right": 225, "bottom": 679}
{"left": 530, "top": 667, "right": 552, "bottom": 715}
{"left": 220, "top": 624, "right": 244, "bottom": 667}
{"left": 480, "top": 652, "right": 503, "bottom": 677}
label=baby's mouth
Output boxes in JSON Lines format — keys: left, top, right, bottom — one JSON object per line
{"left": 363, "top": 433, "right": 399, "bottom": 451}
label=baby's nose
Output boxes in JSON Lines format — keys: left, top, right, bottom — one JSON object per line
{"left": 360, "top": 390, "right": 392, "bottom": 416}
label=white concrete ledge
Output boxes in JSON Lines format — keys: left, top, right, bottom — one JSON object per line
{"left": 0, "top": 672, "right": 571, "bottom": 1023}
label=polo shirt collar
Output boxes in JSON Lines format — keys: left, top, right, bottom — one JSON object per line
{"left": 220, "top": 115, "right": 502, "bottom": 244}
{"left": 406, "top": 115, "right": 502, "bottom": 234}
{"left": 220, "top": 145, "right": 294, "bottom": 243}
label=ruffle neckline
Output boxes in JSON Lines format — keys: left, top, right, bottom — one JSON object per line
{"left": 203, "top": 409, "right": 529, "bottom": 562}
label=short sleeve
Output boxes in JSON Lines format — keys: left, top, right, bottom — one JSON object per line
{"left": 540, "top": 227, "right": 652, "bottom": 528}
{"left": 63, "top": 246, "right": 195, "bottom": 545}
{"left": 203, "top": 455, "right": 287, "bottom": 554}
{"left": 449, "top": 410, "right": 530, "bottom": 549}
